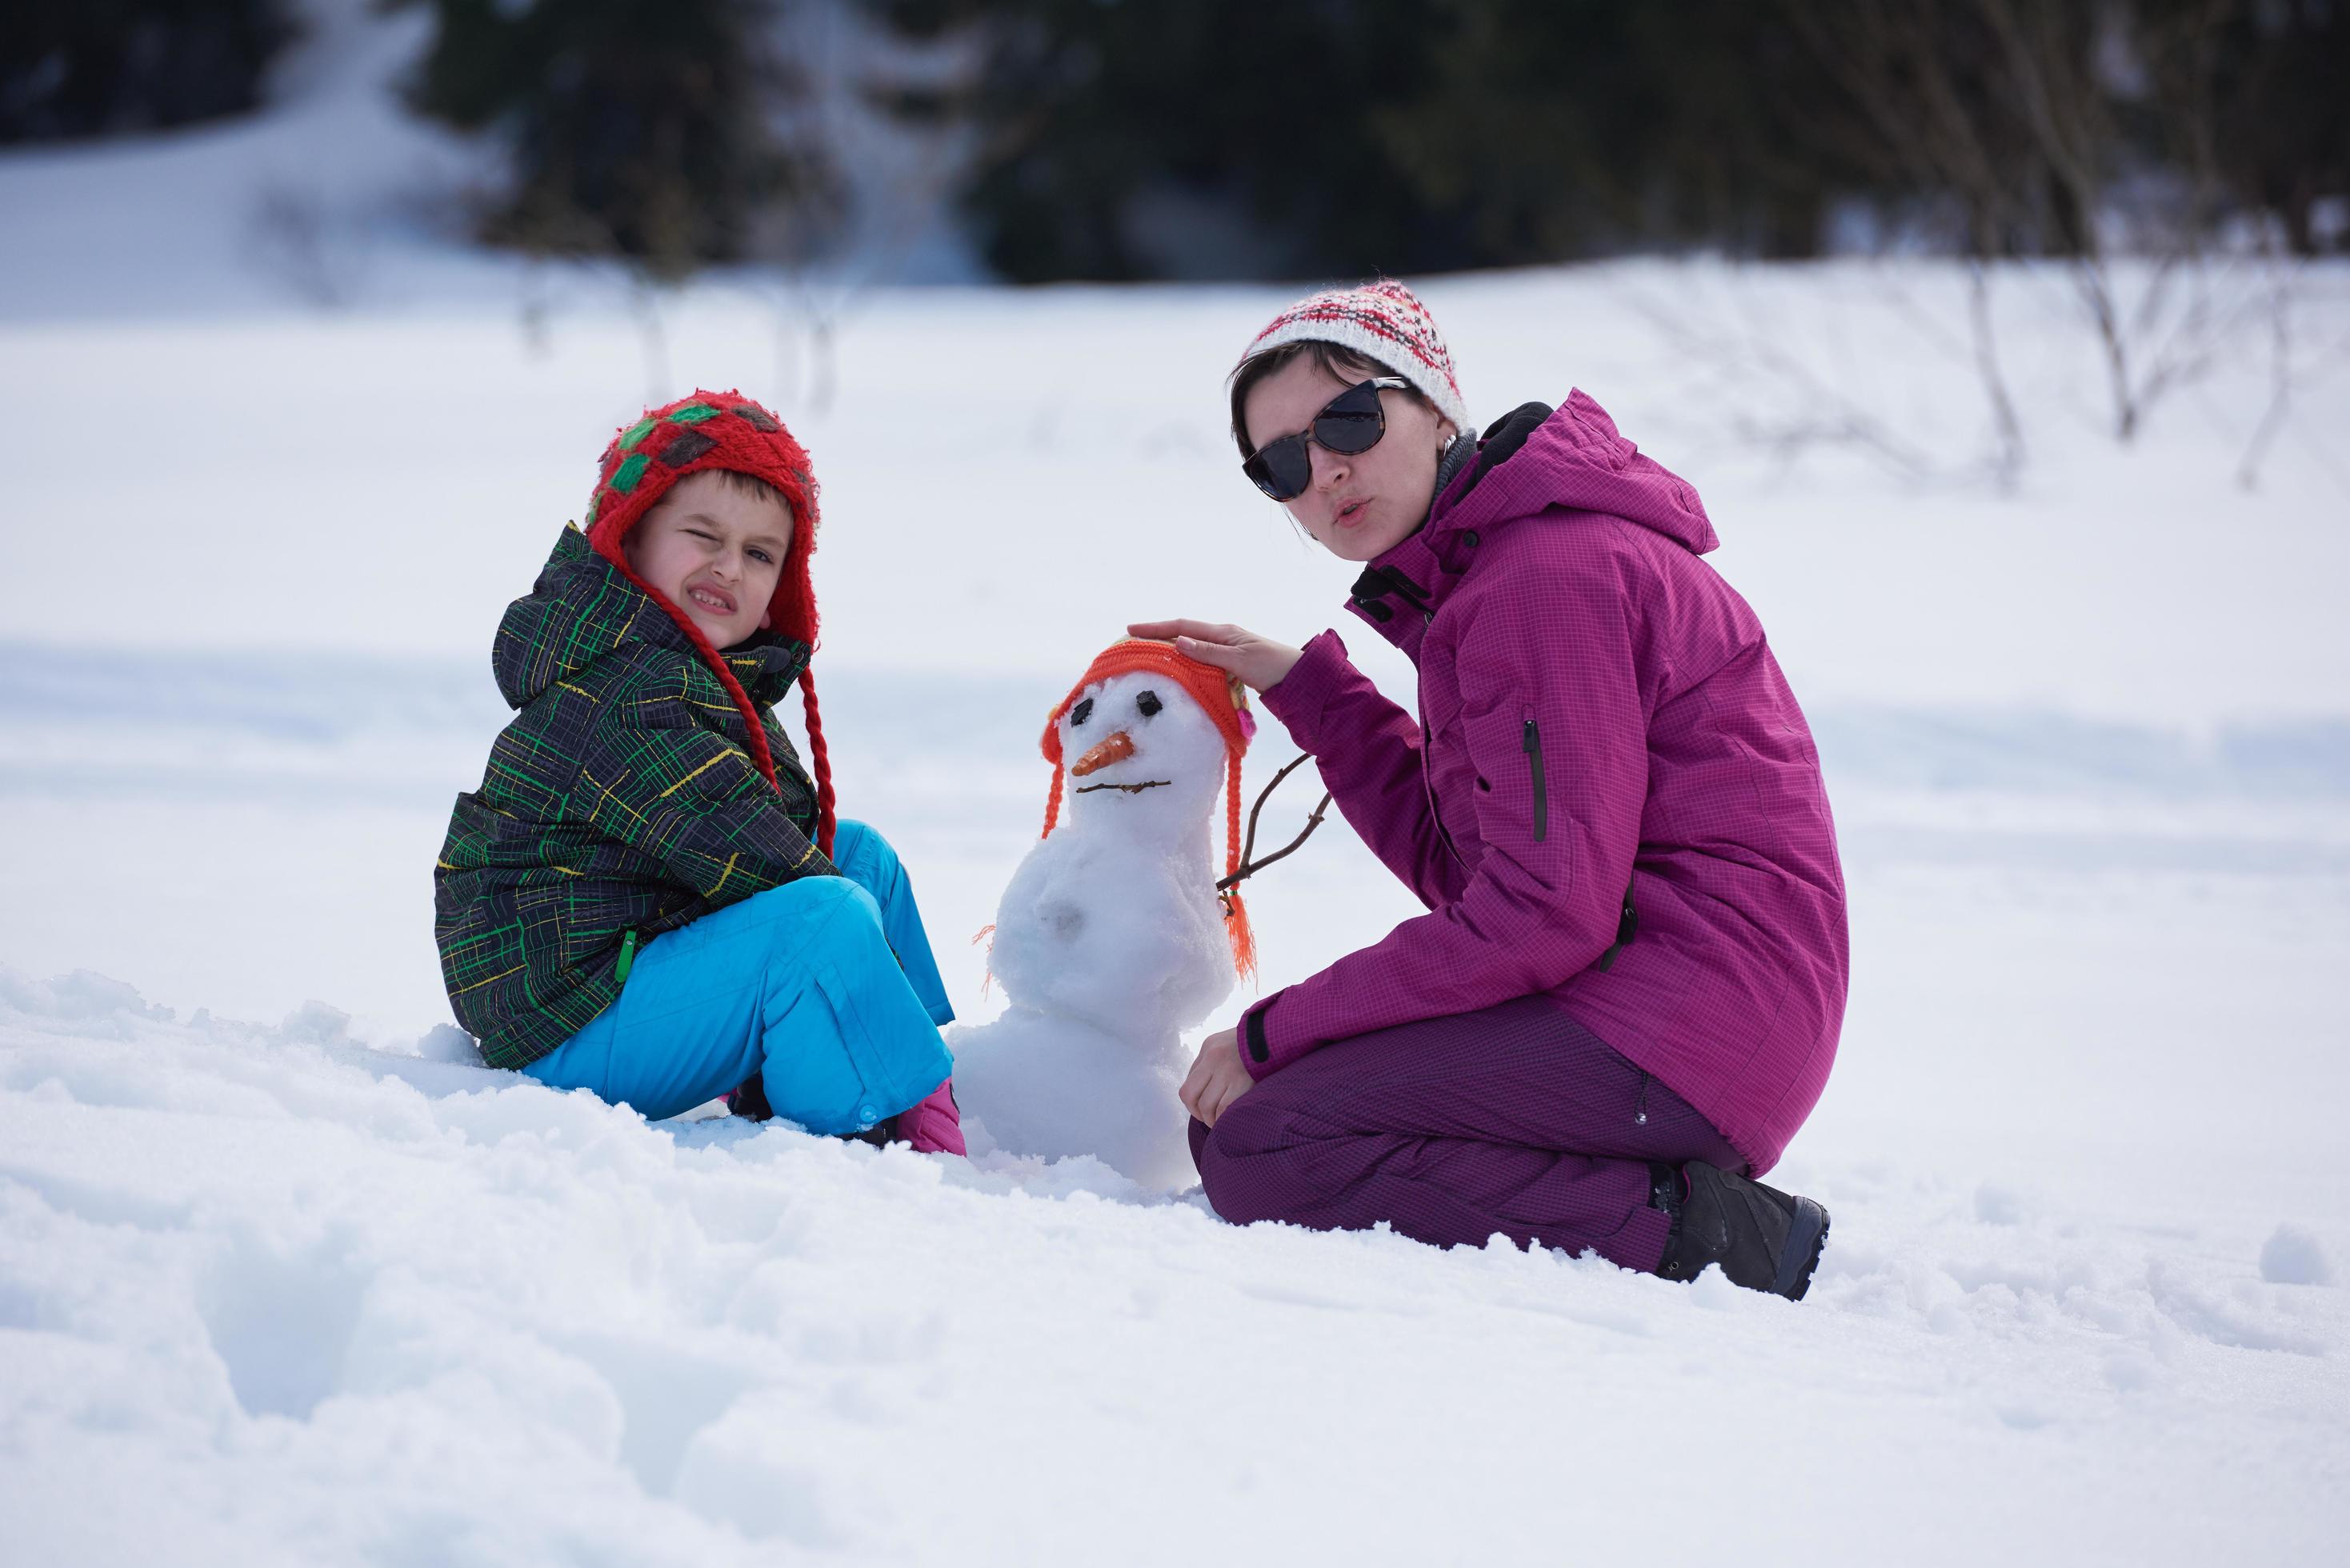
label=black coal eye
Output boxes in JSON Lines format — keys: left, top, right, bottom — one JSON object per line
{"left": 1135, "top": 690, "right": 1163, "bottom": 718}
{"left": 1071, "top": 698, "right": 1094, "bottom": 726}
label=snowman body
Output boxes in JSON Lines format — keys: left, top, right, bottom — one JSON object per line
{"left": 951, "top": 670, "right": 1238, "bottom": 1190}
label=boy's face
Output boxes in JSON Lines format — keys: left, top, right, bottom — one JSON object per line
{"left": 622, "top": 471, "right": 795, "bottom": 649}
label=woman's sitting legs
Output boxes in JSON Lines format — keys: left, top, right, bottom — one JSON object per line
{"left": 1189, "top": 995, "right": 1735, "bottom": 1272}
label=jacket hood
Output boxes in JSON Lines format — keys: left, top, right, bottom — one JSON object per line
{"left": 494, "top": 526, "right": 810, "bottom": 712}
{"left": 1343, "top": 390, "right": 1714, "bottom": 660}
{"left": 1431, "top": 389, "right": 1715, "bottom": 557}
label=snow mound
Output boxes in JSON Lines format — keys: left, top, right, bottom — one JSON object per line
{"left": 4, "top": 964, "right": 2347, "bottom": 1563}
{"left": 2261, "top": 1223, "right": 2335, "bottom": 1286}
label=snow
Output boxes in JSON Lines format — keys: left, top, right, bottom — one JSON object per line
{"left": 2262, "top": 1224, "right": 2336, "bottom": 1287}
{"left": 4, "top": 955, "right": 2346, "bottom": 1563}
{"left": 5, "top": 5, "right": 2350, "bottom": 1561}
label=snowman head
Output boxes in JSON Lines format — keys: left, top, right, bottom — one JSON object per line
{"left": 1055, "top": 671, "right": 1225, "bottom": 837}
{"left": 1039, "top": 639, "right": 1259, "bottom": 978}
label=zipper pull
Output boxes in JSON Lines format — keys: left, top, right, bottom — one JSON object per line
{"left": 615, "top": 929, "right": 640, "bottom": 984}
{"left": 1523, "top": 719, "right": 1537, "bottom": 752}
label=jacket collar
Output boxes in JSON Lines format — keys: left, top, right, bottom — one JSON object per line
{"left": 497, "top": 526, "right": 811, "bottom": 712}
{"left": 720, "top": 637, "right": 813, "bottom": 710}
{"left": 1341, "top": 430, "right": 1485, "bottom": 662}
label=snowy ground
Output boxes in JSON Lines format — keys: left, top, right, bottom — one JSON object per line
{"left": 5, "top": 6, "right": 2350, "bottom": 1562}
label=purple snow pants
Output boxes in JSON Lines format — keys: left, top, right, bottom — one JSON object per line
{"left": 1189, "top": 994, "right": 1741, "bottom": 1273}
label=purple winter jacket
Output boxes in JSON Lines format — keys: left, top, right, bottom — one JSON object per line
{"left": 1243, "top": 391, "right": 1848, "bottom": 1175}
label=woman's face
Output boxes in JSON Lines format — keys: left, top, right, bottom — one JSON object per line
{"left": 1241, "top": 355, "right": 1455, "bottom": 562}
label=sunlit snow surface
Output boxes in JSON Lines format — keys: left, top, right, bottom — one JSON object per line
{"left": 5, "top": 6, "right": 2350, "bottom": 1559}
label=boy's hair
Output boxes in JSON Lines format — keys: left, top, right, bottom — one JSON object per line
{"left": 691, "top": 468, "right": 793, "bottom": 510}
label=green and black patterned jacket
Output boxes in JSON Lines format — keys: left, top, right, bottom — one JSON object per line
{"left": 435, "top": 526, "right": 835, "bottom": 1068}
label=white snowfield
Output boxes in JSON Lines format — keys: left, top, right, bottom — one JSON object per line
{"left": 5, "top": 2, "right": 2350, "bottom": 1561}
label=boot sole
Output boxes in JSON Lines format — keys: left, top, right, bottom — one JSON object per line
{"left": 1775, "top": 1198, "right": 1830, "bottom": 1301}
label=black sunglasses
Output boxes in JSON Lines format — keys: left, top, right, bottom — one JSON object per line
{"left": 1241, "top": 377, "right": 1410, "bottom": 502}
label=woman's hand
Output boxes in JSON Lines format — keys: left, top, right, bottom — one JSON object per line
{"left": 1179, "top": 1027, "right": 1256, "bottom": 1128}
{"left": 1127, "top": 619, "right": 1303, "bottom": 694}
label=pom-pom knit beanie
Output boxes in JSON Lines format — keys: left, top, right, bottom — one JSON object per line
{"left": 1235, "top": 278, "right": 1469, "bottom": 430}
{"left": 582, "top": 390, "right": 838, "bottom": 856}
{"left": 1038, "top": 639, "right": 1259, "bottom": 982}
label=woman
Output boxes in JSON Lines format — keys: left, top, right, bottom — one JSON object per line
{"left": 1133, "top": 279, "right": 1847, "bottom": 1300}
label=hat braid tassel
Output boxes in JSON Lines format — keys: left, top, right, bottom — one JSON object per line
{"left": 1221, "top": 752, "right": 1257, "bottom": 983}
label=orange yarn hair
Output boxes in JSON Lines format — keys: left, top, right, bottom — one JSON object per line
{"left": 1038, "top": 639, "right": 1259, "bottom": 982}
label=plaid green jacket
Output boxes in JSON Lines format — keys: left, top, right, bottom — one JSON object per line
{"left": 435, "top": 526, "right": 835, "bottom": 1069}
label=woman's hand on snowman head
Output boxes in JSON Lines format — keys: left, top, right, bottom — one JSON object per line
{"left": 1127, "top": 619, "right": 1302, "bottom": 695}
{"left": 1179, "top": 1027, "right": 1255, "bottom": 1128}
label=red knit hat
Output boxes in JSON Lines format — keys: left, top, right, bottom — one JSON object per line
{"left": 1038, "top": 639, "right": 1259, "bottom": 981}
{"left": 582, "top": 390, "right": 837, "bottom": 857}
{"left": 1237, "top": 277, "right": 1469, "bottom": 430}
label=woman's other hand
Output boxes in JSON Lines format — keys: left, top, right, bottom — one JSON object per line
{"left": 1179, "top": 1027, "right": 1255, "bottom": 1128}
{"left": 1127, "top": 619, "right": 1303, "bottom": 694}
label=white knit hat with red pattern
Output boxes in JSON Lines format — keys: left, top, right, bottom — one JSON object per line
{"left": 1237, "top": 278, "right": 1468, "bottom": 430}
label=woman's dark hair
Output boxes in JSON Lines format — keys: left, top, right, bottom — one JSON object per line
{"left": 1227, "top": 340, "right": 1435, "bottom": 460}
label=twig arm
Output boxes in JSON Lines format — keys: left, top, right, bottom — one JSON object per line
{"left": 1218, "top": 792, "right": 1334, "bottom": 893}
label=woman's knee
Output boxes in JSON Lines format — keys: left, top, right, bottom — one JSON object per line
{"left": 1195, "top": 1094, "right": 1323, "bottom": 1226}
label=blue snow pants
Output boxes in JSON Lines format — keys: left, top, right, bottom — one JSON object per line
{"left": 523, "top": 819, "right": 956, "bottom": 1131}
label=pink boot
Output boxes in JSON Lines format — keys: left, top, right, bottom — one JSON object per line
{"left": 895, "top": 1078, "right": 966, "bottom": 1156}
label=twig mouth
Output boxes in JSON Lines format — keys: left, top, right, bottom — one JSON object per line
{"left": 1074, "top": 779, "right": 1171, "bottom": 795}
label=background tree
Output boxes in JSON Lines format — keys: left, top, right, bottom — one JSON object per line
{"left": 870, "top": 0, "right": 1456, "bottom": 281}
{"left": 2177, "top": 0, "right": 2350, "bottom": 256}
{"left": 0, "top": 0, "right": 296, "bottom": 143}
{"left": 1368, "top": 0, "right": 1868, "bottom": 263}
{"left": 402, "top": 0, "right": 841, "bottom": 281}
{"left": 871, "top": 0, "right": 1876, "bottom": 280}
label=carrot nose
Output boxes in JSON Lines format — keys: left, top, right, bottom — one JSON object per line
{"left": 1071, "top": 731, "right": 1135, "bottom": 777}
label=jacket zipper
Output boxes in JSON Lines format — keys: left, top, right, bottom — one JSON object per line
{"left": 1597, "top": 879, "right": 1639, "bottom": 971}
{"left": 1418, "top": 690, "right": 1468, "bottom": 872}
{"left": 1522, "top": 718, "right": 1547, "bottom": 842}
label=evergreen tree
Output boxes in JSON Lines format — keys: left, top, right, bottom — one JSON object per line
{"left": 870, "top": 0, "right": 2344, "bottom": 279}
{"left": 403, "top": 0, "right": 837, "bottom": 278}
{"left": 1, "top": 0, "right": 296, "bottom": 143}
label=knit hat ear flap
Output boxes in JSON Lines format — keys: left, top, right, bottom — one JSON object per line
{"left": 1219, "top": 749, "right": 1256, "bottom": 983}
{"left": 580, "top": 391, "right": 832, "bottom": 849}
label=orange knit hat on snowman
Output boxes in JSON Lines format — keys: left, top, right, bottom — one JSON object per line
{"left": 1038, "top": 639, "right": 1259, "bottom": 982}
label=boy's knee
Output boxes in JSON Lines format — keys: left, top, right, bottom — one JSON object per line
{"left": 743, "top": 874, "right": 884, "bottom": 944}
{"left": 830, "top": 818, "right": 899, "bottom": 878}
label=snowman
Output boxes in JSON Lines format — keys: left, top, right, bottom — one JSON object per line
{"left": 950, "top": 639, "right": 1258, "bottom": 1190}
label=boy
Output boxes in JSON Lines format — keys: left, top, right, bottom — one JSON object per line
{"left": 434, "top": 390, "right": 963, "bottom": 1150}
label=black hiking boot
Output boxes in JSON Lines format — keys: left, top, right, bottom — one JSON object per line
{"left": 840, "top": 1116, "right": 901, "bottom": 1149}
{"left": 724, "top": 1078, "right": 899, "bottom": 1146}
{"left": 1650, "top": 1160, "right": 1830, "bottom": 1301}
{"left": 726, "top": 1076, "right": 774, "bottom": 1122}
